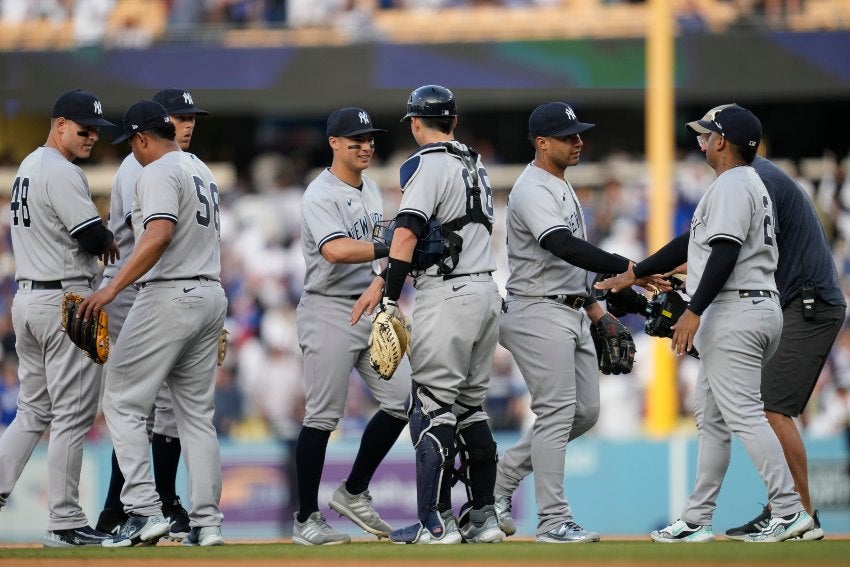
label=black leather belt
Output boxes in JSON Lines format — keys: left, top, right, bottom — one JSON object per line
{"left": 443, "top": 272, "right": 492, "bottom": 281}
{"left": 739, "top": 290, "right": 774, "bottom": 299}
{"left": 140, "top": 277, "right": 213, "bottom": 288}
{"left": 547, "top": 294, "right": 587, "bottom": 309}
{"left": 29, "top": 280, "right": 62, "bottom": 290}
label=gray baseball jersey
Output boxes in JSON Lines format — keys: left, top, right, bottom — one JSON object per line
{"left": 495, "top": 161, "right": 600, "bottom": 535}
{"left": 11, "top": 147, "right": 102, "bottom": 282}
{"left": 1, "top": 145, "right": 104, "bottom": 531}
{"left": 398, "top": 141, "right": 499, "bottom": 428}
{"left": 102, "top": 148, "right": 226, "bottom": 527}
{"left": 398, "top": 142, "right": 496, "bottom": 278}
{"left": 132, "top": 151, "right": 222, "bottom": 282}
{"left": 677, "top": 165, "right": 802, "bottom": 525}
{"left": 301, "top": 168, "right": 382, "bottom": 295}
{"left": 686, "top": 166, "right": 778, "bottom": 295}
{"left": 504, "top": 163, "right": 590, "bottom": 297}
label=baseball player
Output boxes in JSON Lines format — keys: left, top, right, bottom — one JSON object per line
{"left": 80, "top": 100, "right": 227, "bottom": 547}
{"left": 293, "top": 107, "right": 411, "bottom": 545}
{"left": 597, "top": 104, "right": 813, "bottom": 543}
{"left": 0, "top": 89, "right": 117, "bottom": 547}
{"left": 495, "top": 102, "right": 637, "bottom": 543}
{"left": 684, "top": 106, "right": 847, "bottom": 541}
{"left": 97, "top": 88, "right": 211, "bottom": 541}
{"left": 383, "top": 85, "right": 503, "bottom": 545}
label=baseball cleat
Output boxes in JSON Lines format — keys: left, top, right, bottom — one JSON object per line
{"left": 743, "top": 511, "right": 814, "bottom": 543}
{"left": 458, "top": 504, "right": 504, "bottom": 543}
{"left": 162, "top": 497, "right": 191, "bottom": 540}
{"left": 650, "top": 519, "right": 714, "bottom": 543}
{"left": 95, "top": 507, "right": 128, "bottom": 535}
{"left": 43, "top": 526, "right": 110, "bottom": 547}
{"left": 538, "top": 520, "right": 600, "bottom": 543}
{"left": 328, "top": 480, "right": 392, "bottom": 538}
{"left": 725, "top": 503, "right": 770, "bottom": 541}
{"left": 788, "top": 510, "right": 824, "bottom": 541}
{"left": 494, "top": 495, "right": 516, "bottom": 536}
{"left": 292, "top": 511, "right": 351, "bottom": 545}
{"left": 182, "top": 526, "right": 224, "bottom": 546}
{"left": 101, "top": 514, "right": 170, "bottom": 547}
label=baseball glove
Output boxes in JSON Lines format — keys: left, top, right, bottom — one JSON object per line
{"left": 61, "top": 293, "right": 109, "bottom": 364}
{"left": 369, "top": 300, "right": 411, "bottom": 380}
{"left": 592, "top": 273, "right": 649, "bottom": 317}
{"left": 590, "top": 313, "right": 636, "bottom": 375}
{"left": 217, "top": 328, "right": 229, "bottom": 366}
{"left": 644, "top": 291, "right": 700, "bottom": 359}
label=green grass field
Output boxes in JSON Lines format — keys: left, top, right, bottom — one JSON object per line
{"left": 1, "top": 540, "right": 849, "bottom": 565}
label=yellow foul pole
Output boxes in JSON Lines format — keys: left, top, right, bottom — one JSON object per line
{"left": 645, "top": 0, "right": 678, "bottom": 436}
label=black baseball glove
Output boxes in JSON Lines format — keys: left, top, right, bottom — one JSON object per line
{"left": 592, "top": 273, "right": 649, "bottom": 317}
{"left": 590, "top": 313, "right": 636, "bottom": 375}
{"left": 644, "top": 291, "right": 700, "bottom": 359}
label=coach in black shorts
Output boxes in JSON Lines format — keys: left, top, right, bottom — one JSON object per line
{"left": 689, "top": 105, "right": 846, "bottom": 541}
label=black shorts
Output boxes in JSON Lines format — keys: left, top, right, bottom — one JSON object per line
{"left": 761, "top": 297, "right": 845, "bottom": 417}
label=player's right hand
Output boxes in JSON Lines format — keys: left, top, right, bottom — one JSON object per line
{"left": 101, "top": 241, "right": 120, "bottom": 265}
{"left": 351, "top": 276, "right": 385, "bottom": 325}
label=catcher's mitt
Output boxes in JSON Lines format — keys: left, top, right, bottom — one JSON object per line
{"left": 61, "top": 293, "right": 109, "bottom": 364}
{"left": 592, "top": 273, "right": 649, "bottom": 317}
{"left": 217, "top": 328, "right": 229, "bottom": 366}
{"left": 369, "top": 300, "right": 411, "bottom": 380}
{"left": 644, "top": 291, "right": 700, "bottom": 359}
{"left": 590, "top": 313, "right": 636, "bottom": 375}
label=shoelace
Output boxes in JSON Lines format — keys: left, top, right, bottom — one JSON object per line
{"left": 563, "top": 521, "right": 584, "bottom": 533}
{"left": 312, "top": 516, "right": 339, "bottom": 535}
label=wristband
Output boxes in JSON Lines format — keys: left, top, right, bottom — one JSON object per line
{"left": 373, "top": 242, "right": 389, "bottom": 259}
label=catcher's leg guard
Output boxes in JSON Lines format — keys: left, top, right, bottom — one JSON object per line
{"left": 416, "top": 424, "right": 455, "bottom": 524}
{"left": 456, "top": 420, "right": 498, "bottom": 509}
{"left": 407, "top": 382, "right": 452, "bottom": 449}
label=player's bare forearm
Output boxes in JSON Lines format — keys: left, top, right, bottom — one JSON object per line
{"left": 321, "top": 237, "right": 381, "bottom": 264}
{"left": 671, "top": 309, "right": 700, "bottom": 356}
{"left": 351, "top": 276, "right": 385, "bottom": 325}
{"left": 388, "top": 226, "right": 417, "bottom": 263}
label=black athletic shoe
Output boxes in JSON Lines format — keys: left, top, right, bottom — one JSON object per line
{"left": 163, "top": 497, "right": 191, "bottom": 540}
{"left": 96, "top": 507, "right": 128, "bottom": 535}
{"left": 43, "top": 525, "right": 110, "bottom": 547}
{"left": 725, "top": 504, "right": 770, "bottom": 541}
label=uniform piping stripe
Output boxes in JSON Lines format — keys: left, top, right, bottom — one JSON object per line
{"left": 707, "top": 234, "right": 743, "bottom": 246}
{"left": 538, "top": 225, "right": 569, "bottom": 243}
{"left": 318, "top": 232, "right": 346, "bottom": 249}
{"left": 143, "top": 213, "right": 178, "bottom": 227}
{"left": 69, "top": 216, "right": 102, "bottom": 235}
{"left": 397, "top": 208, "right": 429, "bottom": 222}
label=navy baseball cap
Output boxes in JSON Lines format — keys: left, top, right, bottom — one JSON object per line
{"left": 52, "top": 89, "right": 115, "bottom": 127}
{"left": 326, "top": 107, "right": 386, "bottom": 138}
{"left": 689, "top": 104, "right": 761, "bottom": 149}
{"left": 152, "top": 88, "right": 210, "bottom": 116}
{"left": 112, "top": 100, "right": 171, "bottom": 145}
{"left": 529, "top": 102, "right": 594, "bottom": 138}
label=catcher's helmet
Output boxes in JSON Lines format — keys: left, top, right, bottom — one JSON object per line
{"left": 401, "top": 85, "right": 457, "bottom": 122}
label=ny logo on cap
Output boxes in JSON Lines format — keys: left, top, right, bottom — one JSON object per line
{"left": 358, "top": 111, "right": 370, "bottom": 125}
{"left": 565, "top": 106, "right": 576, "bottom": 121}
{"left": 183, "top": 92, "right": 194, "bottom": 106}
{"left": 93, "top": 101, "right": 103, "bottom": 116}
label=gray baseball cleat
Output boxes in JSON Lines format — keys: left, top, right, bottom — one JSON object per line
{"left": 328, "top": 480, "right": 392, "bottom": 538}
{"left": 538, "top": 520, "right": 601, "bottom": 544}
{"left": 292, "top": 511, "right": 351, "bottom": 545}
{"left": 181, "top": 526, "right": 224, "bottom": 546}
{"left": 494, "top": 495, "right": 516, "bottom": 536}
{"left": 459, "top": 505, "right": 504, "bottom": 543}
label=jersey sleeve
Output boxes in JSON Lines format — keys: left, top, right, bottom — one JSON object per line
{"left": 302, "top": 190, "right": 348, "bottom": 250}
{"left": 47, "top": 163, "right": 102, "bottom": 236}
{"left": 398, "top": 153, "right": 440, "bottom": 222}
{"left": 137, "top": 162, "right": 179, "bottom": 228}
{"left": 511, "top": 184, "right": 568, "bottom": 244}
{"left": 702, "top": 176, "right": 754, "bottom": 246}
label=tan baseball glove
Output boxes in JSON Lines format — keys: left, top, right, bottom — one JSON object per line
{"left": 61, "top": 292, "right": 109, "bottom": 364}
{"left": 217, "top": 328, "right": 229, "bottom": 366}
{"left": 369, "top": 299, "right": 411, "bottom": 380}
